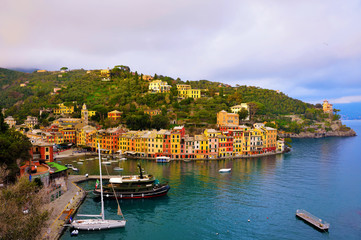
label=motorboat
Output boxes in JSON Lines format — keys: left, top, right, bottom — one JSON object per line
{"left": 156, "top": 156, "right": 171, "bottom": 163}
{"left": 219, "top": 168, "right": 231, "bottom": 173}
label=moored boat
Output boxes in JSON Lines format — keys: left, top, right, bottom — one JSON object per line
{"left": 219, "top": 168, "right": 231, "bottom": 173}
{"left": 71, "top": 143, "right": 126, "bottom": 231}
{"left": 94, "top": 164, "right": 170, "bottom": 199}
{"left": 156, "top": 156, "right": 171, "bottom": 163}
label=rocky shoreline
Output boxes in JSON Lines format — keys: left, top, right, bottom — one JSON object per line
{"left": 278, "top": 129, "right": 356, "bottom": 138}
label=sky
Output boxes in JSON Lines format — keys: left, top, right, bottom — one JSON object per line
{"left": 1, "top": 0, "right": 361, "bottom": 104}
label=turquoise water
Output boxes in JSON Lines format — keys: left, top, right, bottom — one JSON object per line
{"left": 61, "top": 120, "right": 361, "bottom": 240}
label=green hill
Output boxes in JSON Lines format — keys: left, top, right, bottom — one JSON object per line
{"left": 0, "top": 66, "right": 314, "bottom": 129}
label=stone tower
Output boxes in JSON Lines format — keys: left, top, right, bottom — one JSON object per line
{"left": 81, "top": 103, "right": 88, "bottom": 125}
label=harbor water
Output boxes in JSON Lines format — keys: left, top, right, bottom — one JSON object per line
{"left": 61, "top": 120, "right": 361, "bottom": 240}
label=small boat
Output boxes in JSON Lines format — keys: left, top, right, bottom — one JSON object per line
{"left": 65, "top": 164, "right": 73, "bottom": 168}
{"left": 77, "top": 162, "right": 83, "bottom": 165}
{"left": 156, "top": 156, "right": 171, "bottom": 163}
{"left": 219, "top": 168, "right": 231, "bottom": 173}
{"left": 114, "top": 167, "right": 123, "bottom": 171}
{"left": 296, "top": 209, "right": 329, "bottom": 231}
{"left": 119, "top": 158, "right": 127, "bottom": 161}
{"left": 70, "top": 229, "right": 78, "bottom": 236}
{"left": 71, "top": 143, "right": 126, "bottom": 230}
{"left": 102, "top": 161, "right": 111, "bottom": 165}
{"left": 78, "top": 159, "right": 85, "bottom": 162}
{"left": 72, "top": 167, "right": 79, "bottom": 172}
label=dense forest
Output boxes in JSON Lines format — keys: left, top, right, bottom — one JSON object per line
{"left": 0, "top": 66, "right": 323, "bottom": 131}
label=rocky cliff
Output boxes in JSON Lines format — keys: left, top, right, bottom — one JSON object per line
{"left": 278, "top": 119, "right": 357, "bottom": 138}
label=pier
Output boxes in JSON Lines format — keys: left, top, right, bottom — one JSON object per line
{"left": 41, "top": 175, "right": 87, "bottom": 240}
{"left": 296, "top": 209, "right": 330, "bottom": 231}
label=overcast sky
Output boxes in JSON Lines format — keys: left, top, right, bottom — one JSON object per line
{"left": 1, "top": 0, "right": 361, "bottom": 104}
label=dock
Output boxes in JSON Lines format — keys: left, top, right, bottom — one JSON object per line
{"left": 296, "top": 209, "right": 330, "bottom": 231}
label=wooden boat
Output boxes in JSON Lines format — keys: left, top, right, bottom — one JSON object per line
{"left": 114, "top": 167, "right": 123, "bottom": 171}
{"left": 296, "top": 209, "right": 329, "bottom": 231}
{"left": 94, "top": 164, "right": 170, "bottom": 199}
{"left": 156, "top": 156, "right": 171, "bottom": 163}
{"left": 219, "top": 168, "right": 231, "bottom": 173}
{"left": 71, "top": 143, "right": 126, "bottom": 230}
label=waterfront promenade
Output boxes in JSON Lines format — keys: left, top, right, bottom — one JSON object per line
{"left": 41, "top": 175, "right": 86, "bottom": 240}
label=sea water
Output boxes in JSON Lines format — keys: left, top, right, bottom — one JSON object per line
{"left": 61, "top": 120, "right": 361, "bottom": 240}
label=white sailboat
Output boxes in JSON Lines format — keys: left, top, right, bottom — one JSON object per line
{"left": 71, "top": 143, "right": 126, "bottom": 230}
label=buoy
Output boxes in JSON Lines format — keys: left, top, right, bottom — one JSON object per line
{"left": 248, "top": 219, "right": 250, "bottom": 222}
{"left": 267, "top": 217, "right": 268, "bottom": 219}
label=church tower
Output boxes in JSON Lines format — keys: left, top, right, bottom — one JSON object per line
{"left": 81, "top": 103, "right": 89, "bottom": 125}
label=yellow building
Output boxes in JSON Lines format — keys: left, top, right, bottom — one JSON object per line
{"left": 194, "top": 134, "right": 208, "bottom": 158}
{"left": 89, "top": 111, "right": 96, "bottom": 117}
{"left": 149, "top": 80, "right": 171, "bottom": 93}
{"left": 4, "top": 116, "right": 16, "bottom": 128}
{"left": 230, "top": 104, "right": 249, "bottom": 121}
{"left": 176, "top": 84, "right": 201, "bottom": 99}
{"left": 323, "top": 100, "right": 333, "bottom": 113}
{"left": 54, "top": 103, "right": 74, "bottom": 115}
{"left": 101, "top": 68, "right": 110, "bottom": 77}
{"left": 261, "top": 126, "right": 277, "bottom": 152}
{"left": 171, "top": 132, "right": 181, "bottom": 157}
{"left": 217, "top": 110, "right": 239, "bottom": 127}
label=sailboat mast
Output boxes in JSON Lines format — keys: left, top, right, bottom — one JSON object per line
{"left": 98, "top": 143, "right": 105, "bottom": 221}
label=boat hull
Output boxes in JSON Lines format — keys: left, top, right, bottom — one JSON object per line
{"left": 71, "top": 219, "right": 126, "bottom": 230}
{"left": 94, "top": 185, "right": 170, "bottom": 199}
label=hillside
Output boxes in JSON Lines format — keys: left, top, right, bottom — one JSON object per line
{"left": 0, "top": 66, "right": 318, "bottom": 130}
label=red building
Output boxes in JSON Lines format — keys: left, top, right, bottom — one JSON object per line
{"left": 107, "top": 110, "right": 122, "bottom": 121}
{"left": 30, "top": 140, "right": 54, "bottom": 162}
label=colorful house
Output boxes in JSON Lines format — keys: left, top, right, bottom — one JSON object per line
{"left": 323, "top": 100, "right": 333, "bottom": 113}
{"left": 217, "top": 110, "right": 239, "bottom": 127}
{"left": 230, "top": 103, "right": 249, "bottom": 120}
{"left": 4, "top": 116, "right": 16, "bottom": 128}
{"left": 31, "top": 140, "right": 54, "bottom": 162}
{"left": 149, "top": 80, "right": 171, "bottom": 93}
{"left": 108, "top": 110, "right": 122, "bottom": 121}
{"left": 54, "top": 103, "right": 74, "bottom": 115}
{"left": 176, "top": 84, "right": 201, "bottom": 99}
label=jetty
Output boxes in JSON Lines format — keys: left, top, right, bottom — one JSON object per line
{"left": 296, "top": 209, "right": 330, "bottom": 231}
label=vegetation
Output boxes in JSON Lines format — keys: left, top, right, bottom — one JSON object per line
{"left": 0, "top": 111, "right": 32, "bottom": 182}
{"left": 0, "top": 175, "right": 49, "bottom": 240}
{"left": 0, "top": 67, "right": 344, "bottom": 134}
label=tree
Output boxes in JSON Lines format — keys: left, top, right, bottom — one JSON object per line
{"left": 248, "top": 102, "right": 259, "bottom": 121}
{"left": 151, "top": 115, "right": 169, "bottom": 130}
{"left": 0, "top": 111, "right": 8, "bottom": 133}
{"left": 0, "top": 176, "right": 49, "bottom": 240}
{"left": 0, "top": 111, "right": 32, "bottom": 182}
{"left": 238, "top": 108, "right": 249, "bottom": 120}
{"left": 60, "top": 67, "right": 68, "bottom": 71}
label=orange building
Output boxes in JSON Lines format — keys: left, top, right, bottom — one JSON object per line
{"left": 108, "top": 110, "right": 122, "bottom": 120}
{"left": 217, "top": 110, "right": 239, "bottom": 127}
{"left": 323, "top": 100, "right": 333, "bottom": 113}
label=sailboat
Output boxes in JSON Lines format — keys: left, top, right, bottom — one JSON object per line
{"left": 71, "top": 143, "right": 126, "bottom": 230}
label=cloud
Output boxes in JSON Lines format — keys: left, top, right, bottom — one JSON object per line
{"left": 330, "top": 95, "right": 361, "bottom": 104}
{"left": 1, "top": 0, "right": 361, "bottom": 102}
